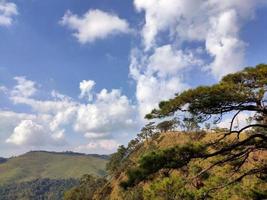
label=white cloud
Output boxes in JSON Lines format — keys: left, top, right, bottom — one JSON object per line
{"left": 75, "top": 139, "right": 120, "bottom": 152}
{"left": 79, "top": 80, "right": 95, "bottom": 101}
{"left": 134, "top": 0, "right": 184, "bottom": 50}
{"left": 6, "top": 120, "right": 65, "bottom": 146}
{"left": 129, "top": 48, "right": 191, "bottom": 118}
{"left": 3, "top": 77, "right": 138, "bottom": 153}
{"left": 74, "top": 88, "right": 137, "bottom": 138}
{"left": 147, "top": 45, "right": 202, "bottom": 77}
{"left": 0, "top": 1, "right": 18, "bottom": 26}
{"left": 11, "top": 76, "right": 37, "bottom": 98}
{"left": 133, "top": 0, "right": 266, "bottom": 78}
{"left": 0, "top": 111, "right": 35, "bottom": 134}
{"left": 60, "top": 9, "right": 130, "bottom": 44}
{"left": 205, "top": 9, "right": 246, "bottom": 78}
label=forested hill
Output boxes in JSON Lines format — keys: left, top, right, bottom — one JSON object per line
{"left": 0, "top": 151, "right": 108, "bottom": 185}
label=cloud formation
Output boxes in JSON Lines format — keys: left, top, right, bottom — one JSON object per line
{"left": 60, "top": 9, "right": 130, "bottom": 44}
{"left": 130, "top": 46, "right": 197, "bottom": 118}
{"left": 6, "top": 120, "right": 65, "bottom": 146}
{"left": 3, "top": 77, "right": 138, "bottom": 153}
{"left": 0, "top": 0, "right": 18, "bottom": 26}
{"left": 133, "top": 0, "right": 265, "bottom": 78}
{"left": 129, "top": 0, "right": 266, "bottom": 120}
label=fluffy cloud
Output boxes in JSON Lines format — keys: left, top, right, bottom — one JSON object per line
{"left": 205, "top": 9, "right": 246, "bottom": 78}
{"left": 128, "top": 0, "right": 266, "bottom": 120}
{"left": 79, "top": 80, "right": 95, "bottom": 101}
{"left": 129, "top": 45, "right": 200, "bottom": 118}
{"left": 60, "top": 9, "right": 130, "bottom": 44}
{"left": 0, "top": 0, "right": 18, "bottom": 26}
{"left": 0, "top": 111, "right": 35, "bottom": 138}
{"left": 133, "top": 0, "right": 265, "bottom": 78}
{"left": 6, "top": 120, "right": 65, "bottom": 146}
{"left": 147, "top": 45, "right": 202, "bottom": 77}
{"left": 134, "top": 0, "right": 186, "bottom": 50}
{"left": 74, "top": 89, "right": 136, "bottom": 138}
{"left": 3, "top": 77, "right": 138, "bottom": 153}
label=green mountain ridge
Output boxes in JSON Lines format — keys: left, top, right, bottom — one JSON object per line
{"left": 0, "top": 151, "right": 108, "bottom": 186}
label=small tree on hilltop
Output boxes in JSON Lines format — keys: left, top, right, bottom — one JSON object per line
{"left": 139, "top": 122, "right": 155, "bottom": 143}
{"left": 156, "top": 119, "right": 178, "bottom": 133}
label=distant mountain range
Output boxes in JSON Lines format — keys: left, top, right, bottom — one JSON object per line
{"left": 0, "top": 151, "right": 109, "bottom": 185}
{"left": 0, "top": 157, "right": 7, "bottom": 164}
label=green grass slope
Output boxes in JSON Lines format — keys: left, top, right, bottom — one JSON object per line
{"left": 0, "top": 151, "right": 108, "bottom": 185}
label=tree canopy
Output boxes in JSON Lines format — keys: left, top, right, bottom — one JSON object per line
{"left": 146, "top": 64, "right": 267, "bottom": 122}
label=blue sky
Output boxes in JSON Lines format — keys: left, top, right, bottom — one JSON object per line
{"left": 0, "top": 0, "right": 267, "bottom": 157}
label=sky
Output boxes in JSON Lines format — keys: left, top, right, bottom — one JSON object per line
{"left": 0, "top": 0, "right": 267, "bottom": 157}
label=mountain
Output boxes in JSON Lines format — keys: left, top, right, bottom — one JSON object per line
{"left": 0, "top": 151, "right": 108, "bottom": 185}
{"left": 0, "top": 157, "right": 7, "bottom": 164}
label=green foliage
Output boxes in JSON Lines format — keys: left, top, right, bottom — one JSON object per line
{"left": 0, "top": 151, "right": 108, "bottom": 185}
{"left": 249, "top": 189, "right": 267, "bottom": 200}
{"left": 144, "top": 176, "right": 196, "bottom": 200}
{"left": 64, "top": 175, "right": 106, "bottom": 200}
{"left": 120, "top": 186, "right": 144, "bottom": 200}
{"left": 0, "top": 178, "right": 78, "bottom": 200}
{"left": 139, "top": 122, "right": 156, "bottom": 142}
{"left": 156, "top": 119, "right": 177, "bottom": 132}
{"left": 106, "top": 145, "right": 128, "bottom": 174}
{"left": 143, "top": 64, "right": 267, "bottom": 194}
{"left": 120, "top": 143, "right": 206, "bottom": 188}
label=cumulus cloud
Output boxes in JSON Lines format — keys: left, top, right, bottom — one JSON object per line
{"left": 0, "top": 111, "right": 35, "bottom": 136}
{"left": 128, "top": 0, "right": 266, "bottom": 120}
{"left": 133, "top": 0, "right": 266, "bottom": 78}
{"left": 147, "top": 45, "right": 202, "bottom": 77}
{"left": 3, "top": 77, "right": 138, "bottom": 153}
{"left": 74, "top": 89, "right": 136, "bottom": 138}
{"left": 129, "top": 45, "right": 199, "bottom": 118}
{"left": 79, "top": 80, "right": 95, "bottom": 101}
{"left": 205, "top": 9, "right": 246, "bottom": 78}
{"left": 6, "top": 120, "right": 65, "bottom": 146}
{"left": 60, "top": 9, "right": 130, "bottom": 44}
{"left": 0, "top": 0, "right": 18, "bottom": 26}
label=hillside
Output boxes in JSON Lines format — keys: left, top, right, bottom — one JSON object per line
{"left": 65, "top": 131, "right": 267, "bottom": 200}
{"left": 105, "top": 132, "right": 267, "bottom": 200}
{"left": 0, "top": 151, "right": 108, "bottom": 185}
